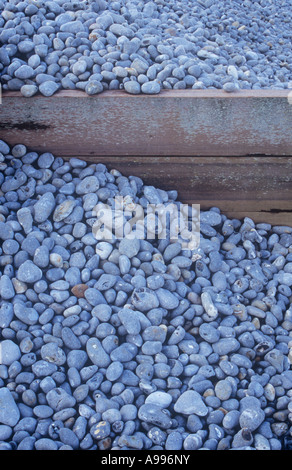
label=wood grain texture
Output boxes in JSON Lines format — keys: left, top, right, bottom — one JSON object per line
{"left": 0, "top": 90, "right": 292, "bottom": 225}
{"left": 64, "top": 155, "right": 292, "bottom": 226}
{"left": 1, "top": 89, "right": 292, "bottom": 156}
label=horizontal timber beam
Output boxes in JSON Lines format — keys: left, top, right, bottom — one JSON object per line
{"left": 1, "top": 89, "right": 292, "bottom": 225}
{"left": 1, "top": 89, "right": 292, "bottom": 156}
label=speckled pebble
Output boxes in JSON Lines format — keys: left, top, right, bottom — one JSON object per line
{"left": 90, "top": 420, "right": 111, "bottom": 440}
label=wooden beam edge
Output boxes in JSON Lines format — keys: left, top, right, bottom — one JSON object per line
{"left": 1, "top": 88, "right": 292, "bottom": 99}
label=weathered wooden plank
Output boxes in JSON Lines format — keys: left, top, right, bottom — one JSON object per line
{"left": 1, "top": 89, "right": 292, "bottom": 156}
{"left": 67, "top": 155, "right": 292, "bottom": 226}
{"left": 79, "top": 155, "right": 292, "bottom": 194}
{"left": 1, "top": 90, "right": 292, "bottom": 225}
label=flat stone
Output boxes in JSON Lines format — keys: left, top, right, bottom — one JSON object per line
{"left": 12, "top": 278, "right": 27, "bottom": 294}
{"left": 33, "top": 245, "right": 50, "bottom": 268}
{"left": 0, "top": 47, "right": 10, "bottom": 66}
{"left": 119, "top": 238, "right": 140, "bottom": 258}
{"left": 53, "top": 199, "right": 76, "bottom": 222}
{"left": 141, "top": 80, "right": 161, "bottom": 94}
{"left": 72, "top": 60, "right": 87, "bottom": 76}
{"left": 0, "top": 140, "right": 10, "bottom": 155}
{"left": 17, "top": 207, "right": 33, "bottom": 234}
{"left": 0, "top": 303, "right": 14, "bottom": 328}
{"left": 41, "top": 342, "right": 66, "bottom": 366}
{"left": 163, "top": 242, "right": 182, "bottom": 262}
{"left": 46, "top": 387, "right": 76, "bottom": 412}
{"left": 214, "top": 380, "right": 233, "bottom": 401}
{"left": 95, "top": 242, "right": 113, "bottom": 259}
{"left": 223, "top": 82, "right": 239, "bottom": 93}
{"left": 239, "top": 408, "right": 265, "bottom": 432}
{"left": 155, "top": 287, "right": 180, "bottom": 309}
{"left": 200, "top": 210, "right": 222, "bottom": 226}
{"left": 212, "top": 338, "right": 240, "bottom": 355}
{"left": 18, "top": 39, "right": 34, "bottom": 54}
{"left": 90, "top": 420, "right": 111, "bottom": 440}
{"left": 0, "top": 425, "right": 13, "bottom": 441}
{"left": 0, "top": 388, "right": 20, "bottom": 426}
{"left": 106, "top": 361, "right": 124, "bottom": 381}
{"left": 124, "top": 80, "right": 141, "bottom": 94}
{"left": 131, "top": 57, "right": 149, "bottom": 74}
{"left": 138, "top": 403, "right": 172, "bottom": 429}
{"left": 145, "top": 391, "right": 172, "bottom": 408}
{"left": 131, "top": 287, "right": 159, "bottom": 312}
{"left": 21, "top": 84, "right": 38, "bottom": 97}
{"left": 13, "top": 302, "right": 39, "bottom": 325}
{"left": 58, "top": 427, "right": 79, "bottom": 449}
{"left": 60, "top": 20, "right": 85, "bottom": 34}
{"left": 86, "top": 338, "right": 111, "bottom": 367}
{"left": 95, "top": 274, "right": 117, "bottom": 291}
{"left": 110, "top": 343, "right": 138, "bottom": 363}
{"left": 85, "top": 80, "right": 103, "bottom": 95}
{"left": 118, "top": 308, "right": 141, "bottom": 335}
{"left": 264, "top": 349, "right": 285, "bottom": 373}
{"left": 14, "top": 64, "right": 34, "bottom": 79}
{"left": 118, "top": 434, "right": 143, "bottom": 449}
{"left": 32, "top": 360, "right": 58, "bottom": 377}
{"left": 38, "top": 152, "right": 54, "bottom": 169}
{"left": 0, "top": 340, "right": 21, "bottom": 365}
{"left": 39, "top": 81, "right": 60, "bottom": 97}
{"left": 34, "top": 439, "right": 58, "bottom": 451}
{"left": 0, "top": 274, "right": 15, "bottom": 300}
{"left": 0, "top": 222, "right": 14, "bottom": 240}
{"left": 17, "top": 260, "right": 42, "bottom": 283}
{"left": 76, "top": 176, "right": 99, "bottom": 195}
{"left": 278, "top": 272, "right": 292, "bottom": 286}
{"left": 174, "top": 390, "right": 208, "bottom": 416}
{"left": 84, "top": 287, "right": 107, "bottom": 306}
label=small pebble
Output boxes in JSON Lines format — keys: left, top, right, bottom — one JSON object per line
{"left": 17, "top": 260, "right": 42, "bottom": 283}
{"left": 39, "top": 81, "right": 59, "bottom": 97}
{"left": 141, "top": 81, "right": 161, "bottom": 94}
{"left": 20, "top": 85, "right": 38, "bottom": 98}
{"left": 0, "top": 388, "right": 20, "bottom": 426}
{"left": 174, "top": 390, "right": 208, "bottom": 417}
{"left": 0, "top": 275, "right": 15, "bottom": 300}
{"left": 0, "top": 340, "right": 21, "bottom": 365}
{"left": 85, "top": 80, "right": 103, "bottom": 95}
{"left": 124, "top": 80, "right": 141, "bottom": 94}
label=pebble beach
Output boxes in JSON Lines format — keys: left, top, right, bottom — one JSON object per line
{"left": 0, "top": 140, "right": 292, "bottom": 450}
{"left": 0, "top": 0, "right": 292, "bottom": 96}
{"left": 1, "top": 0, "right": 292, "bottom": 453}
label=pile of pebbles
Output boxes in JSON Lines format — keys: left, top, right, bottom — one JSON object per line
{"left": 0, "top": 138, "right": 292, "bottom": 451}
{"left": 1, "top": 0, "right": 292, "bottom": 96}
